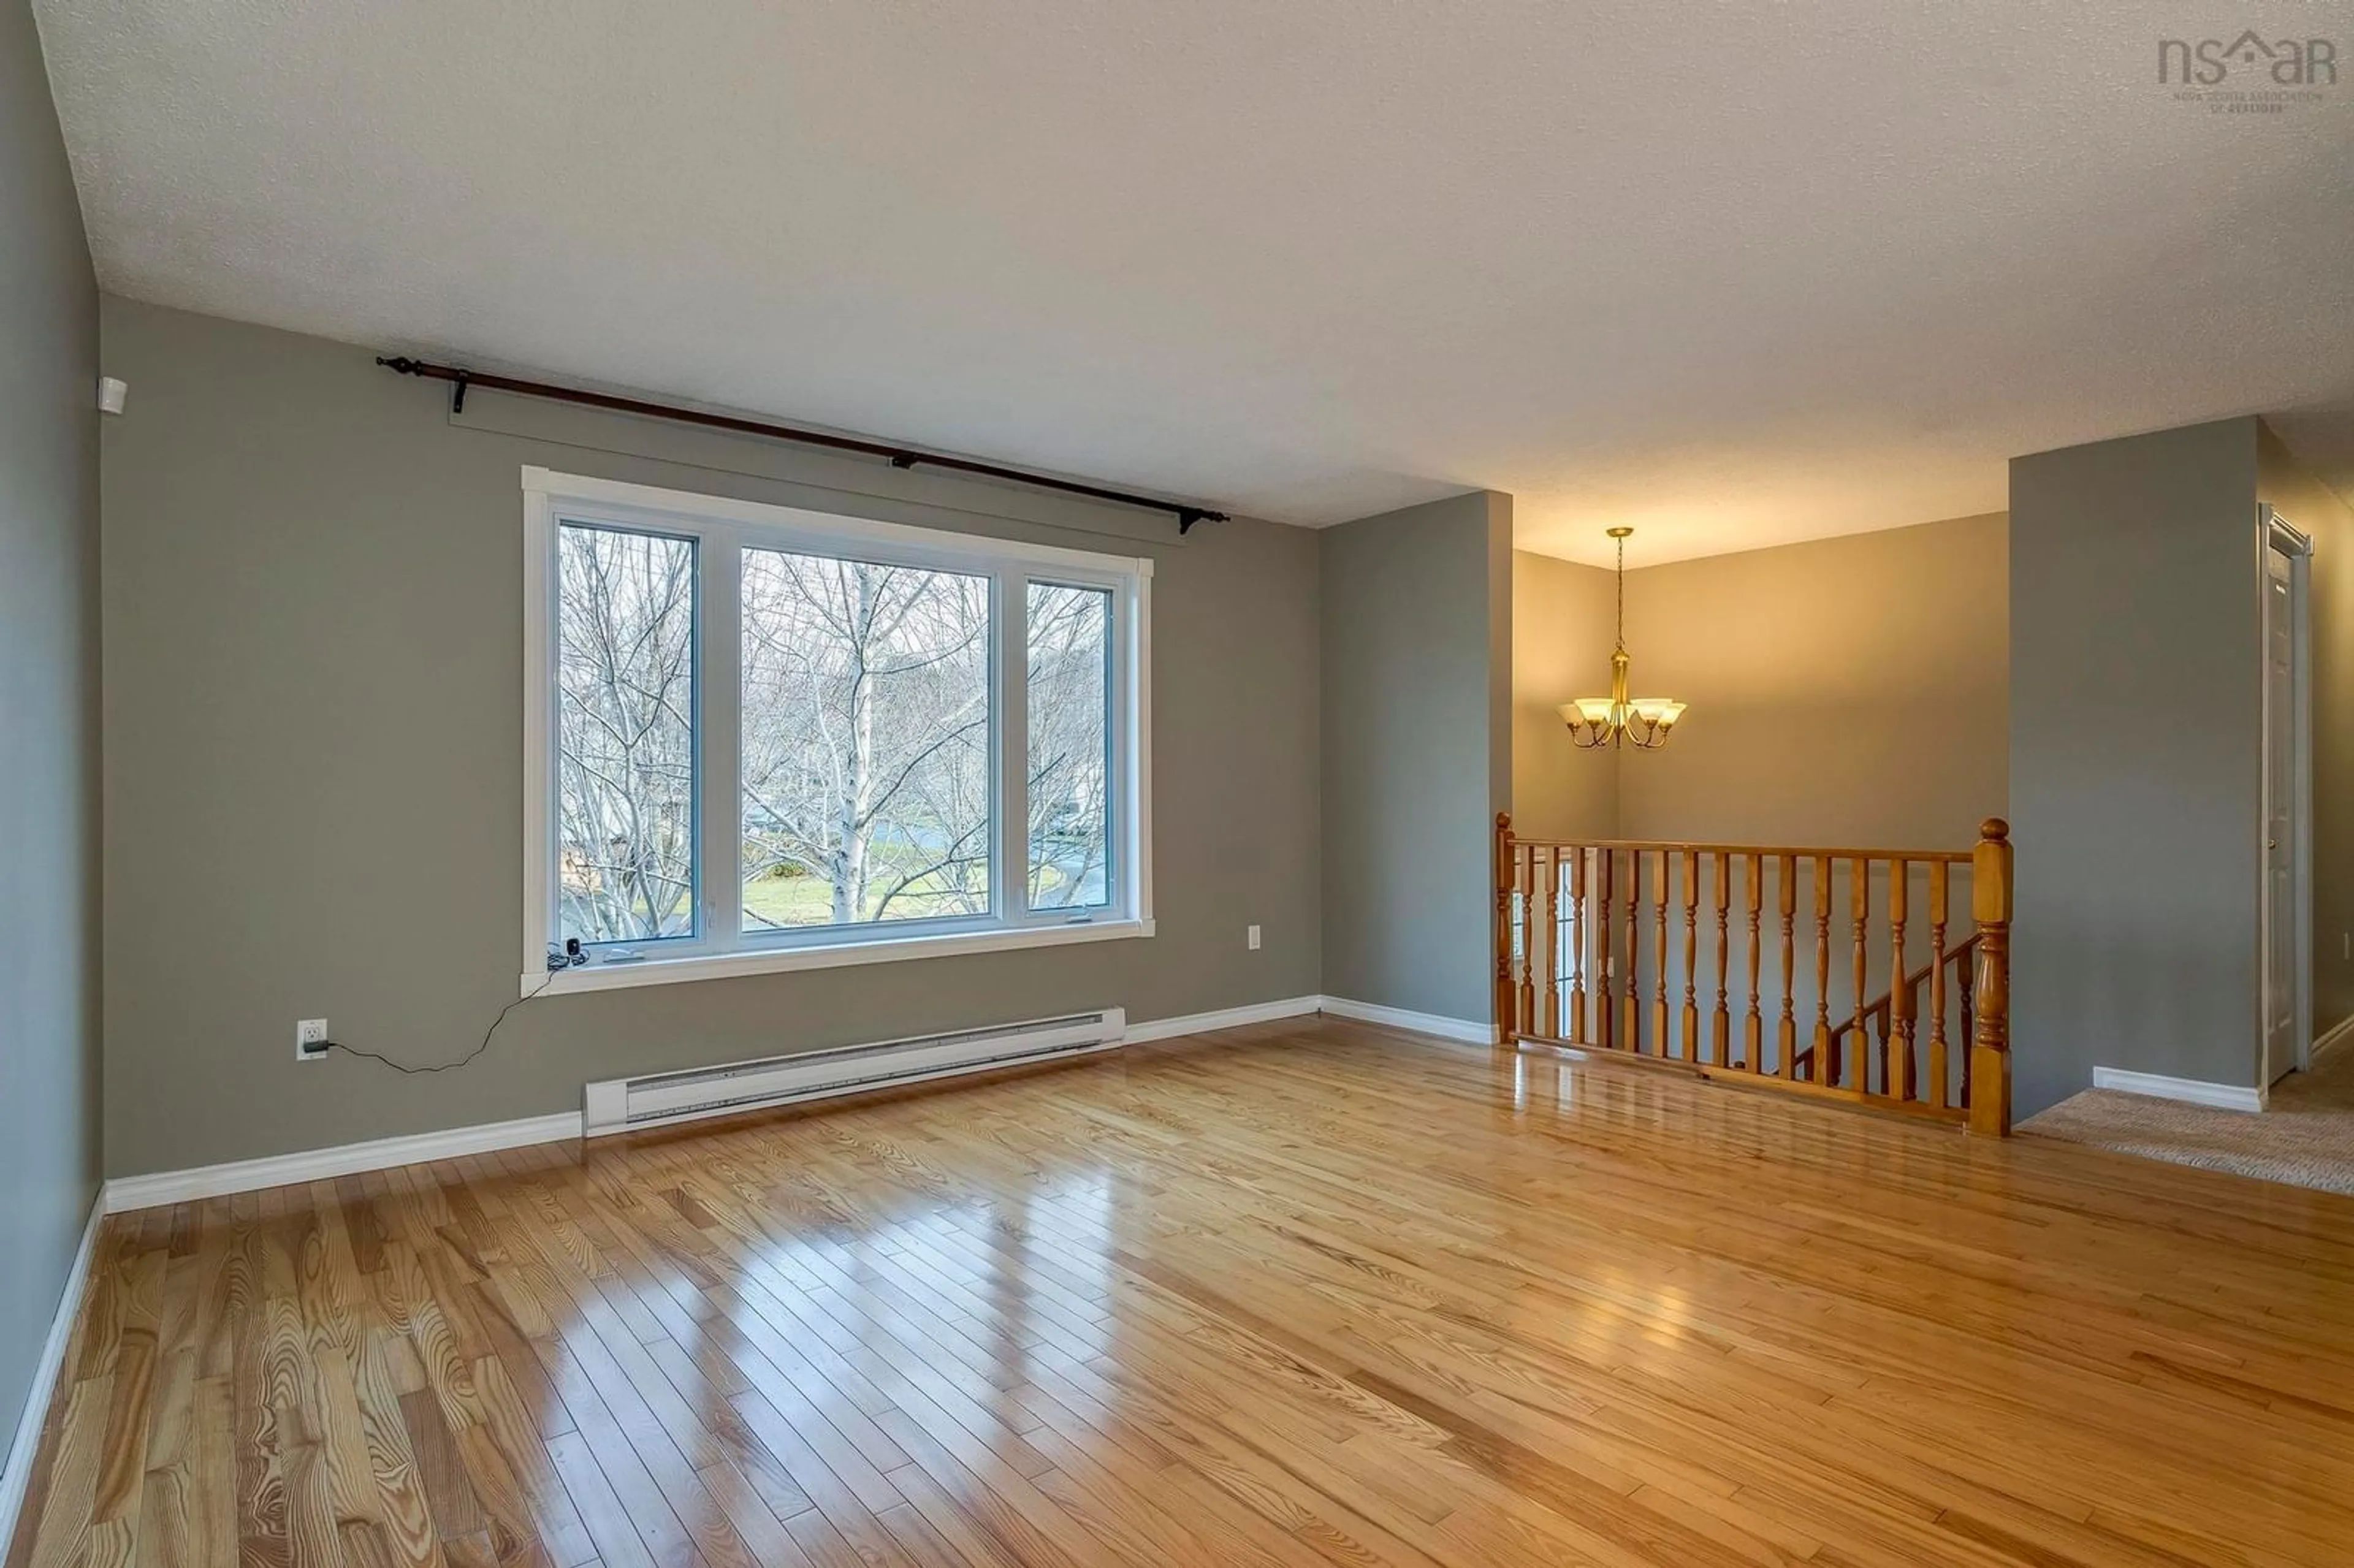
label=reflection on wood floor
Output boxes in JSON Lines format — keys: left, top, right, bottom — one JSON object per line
{"left": 12, "top": 1015, "right": 2354, "bottom": 1567}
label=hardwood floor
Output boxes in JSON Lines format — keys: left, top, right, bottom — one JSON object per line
{"left": 12, "top": 1016, "right": 2354, "bottom": 1567}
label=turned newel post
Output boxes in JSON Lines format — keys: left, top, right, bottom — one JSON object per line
{"left": 1969, "top": 818, "right": 2013, "bottom": 1136}
{"left": 1495, "top": 813, "right": 1516, "bottom": 1046}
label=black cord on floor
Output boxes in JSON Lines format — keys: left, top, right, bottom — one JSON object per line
{"left": 323, "top": 969, "right": 562, "bottom": 1075}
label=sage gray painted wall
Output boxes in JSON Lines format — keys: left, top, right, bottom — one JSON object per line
{"left": 1509, "top": 550, "right": 1619, "bottom": 840}
{"left": 1, "top": 0, "right": 102, "bottom": 1481}
{"left": 1614, "top": 513, "right": 2009, "bottom": 849}
{"left": 2009, "top": 417, "right": 2261, "bottom": 1116}
{"left": 99, "top": 298, "right": 1322, "bottom": 1177}
{"left": 1516, "top": 516, "right": 2006, "bottom": 851}
{"left": 2258, "top": 422, "right": 2354, "bottom": 1041}
{"left": 1320, "top": 492, "right": 1511, "bottom": 1025}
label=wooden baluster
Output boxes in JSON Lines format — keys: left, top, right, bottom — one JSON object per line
{"left": 1971, "top": 819, "right": 2014, "bottom": 1136}
{"left": 1623, "top": 850, "right": 1642, "bottom": 1052}
{"left": 1927, "top": 860, "right": 1950, "bottom": 1110}
{"left": 1740, "top": 854, "right": 1761, "bottom": 1072}
{"left": 1506, "top": 843, "right": 1523, "bottom": 1039}
{"left": 1681, "top": 851, "right": 1700, "bottom": 1061}
{"left": 1544, "top": 853, "right": 1555, "bottom": 1031}
{"left": 1885, "top": 858, "right": 1912, "bottom": 1102}
{"left": 1595, "top": 849, "right": 1615, "bottom": 1049}
{"left": 1619, "top": 843, "right": 1638, "bottom": 1050}
{"left": 1547, "top": 848, "right": 1560, "bottom": 1032}
{"left": 1652, "top": 851, "right": 1671, "bottom": 1057}
{"left": 1517, "top": 846, "right": 1537, "bottom": 1037}
{"left": 1713, "top": 851, "right": 1733, "bottom": 1068}
{"left": 1959, "top": 942, "right": 1975, "bottom": 1103}
{"left": 1567, "top": 848, "right": 1588, "bottom": 1046}
{"left": 1493, "top": 815, "right": 1515, "bottom": 1045}
{"left": 1848, "top": 857, "right": 1870, "bottom": 1095}
{"left": 1525, "top": 843, "right": 1544, "bottom": 1035}
{"left": 1532, "top": 845, "right": 1548, "bottom": 1037}
{"left": 1778, "top": 854, "right": 1797, "bottom": 1078}
{"left": 1812, "top": 856, "right": 1832, "bottom": 1084}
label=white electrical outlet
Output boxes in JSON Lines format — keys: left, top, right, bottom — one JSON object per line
{"left": 295, "top": 1018, "right": 330, "bottom": 1060}
{"left": 1247, "top": 924, "right": 1262, "bottom": 951}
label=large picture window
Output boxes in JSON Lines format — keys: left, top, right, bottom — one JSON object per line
{"left": 522, "top": 469, "right": 1152, "bottom": 992}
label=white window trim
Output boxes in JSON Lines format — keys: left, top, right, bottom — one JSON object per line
{"left": 520, "top": 466, "right": 1154, "bottom": 997}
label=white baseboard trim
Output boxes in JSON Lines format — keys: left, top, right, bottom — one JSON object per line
{"left": 1, "top": 1193, "right": 104, "bottom": 1555}
{"left": 96, "top": 994, "right": 1485, "bottom": 1216}
{"left": 102, "top": 1111, "right": 584, "bottom": 1215}
{"left": 1123, "top": 995, "right": 1322, "bottom": 1043}
{"left": 1317, "top": 995, "right": 1493, "bottom": 1045}
{"left": 99, "top": 999, "right": 1314, "bottom": 1214}
{"left": 2092, "top": 1067, "right": 2263, "bottom": 1113}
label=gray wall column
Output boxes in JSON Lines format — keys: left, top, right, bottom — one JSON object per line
{"left": 1320, "top": 492, "right": 1513, "bottom": 1024}
{"left": 2009, "top": 417, "right": 2262, "bottom": 1114}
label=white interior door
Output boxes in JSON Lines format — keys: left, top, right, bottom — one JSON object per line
{"left": 2260, "top": 522, "right": 2307, "bottom": 1087}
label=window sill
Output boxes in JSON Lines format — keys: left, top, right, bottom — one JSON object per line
{"left": 522, "top": 917, "right": 1155, "bottom": 997}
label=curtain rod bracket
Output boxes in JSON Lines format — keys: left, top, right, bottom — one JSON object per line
{"left": 888, "top": 452, "right": 920, "bottom": 470}
{"left": 449, "top": 370, "right": 470, "bottom": 415}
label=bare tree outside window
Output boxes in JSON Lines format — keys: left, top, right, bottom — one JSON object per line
{"left": 1027, "top": 583, "right": 1112, "bottom": 908}
{"left": 530, "top": 476, "right": 1148, "bottom": 979}
{"left": 739, "top": 550, "right": 992, "bottom": 928}
{"left": 555, "top": 524, "right": 698, "bottom": 945}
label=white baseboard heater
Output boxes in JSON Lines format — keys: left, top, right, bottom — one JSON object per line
{"left": 582, "top": 1008, "right": 1127, "bottom": 1136}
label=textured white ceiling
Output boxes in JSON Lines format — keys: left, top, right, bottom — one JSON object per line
{"left": 32, "top": 1, "right": 2354, "bottom": 564}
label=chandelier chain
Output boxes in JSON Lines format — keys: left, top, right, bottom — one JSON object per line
{"left": 1615, "top": 530, "right": 1626, "bottom": 649}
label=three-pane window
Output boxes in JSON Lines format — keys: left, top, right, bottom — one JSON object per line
{"left": 524, "top": 470, "right": 1151, "bottom": 987}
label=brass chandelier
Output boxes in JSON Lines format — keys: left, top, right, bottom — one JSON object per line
{"left": 1559, "top": 527, "right": 1685, "bottom": 750}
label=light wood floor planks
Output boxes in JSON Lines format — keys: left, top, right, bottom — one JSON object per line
{"left": 12, "top": 1016, "right": 2354, "bottom": 1566}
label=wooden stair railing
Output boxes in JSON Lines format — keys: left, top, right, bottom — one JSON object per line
{"left": 1799, "top": 934, "right": 1977, "bottom": 1097}
{"left": 1494, "top": 817, "right": 2014, "bottom": 1133}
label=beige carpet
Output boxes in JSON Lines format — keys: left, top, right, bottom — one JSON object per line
{"left": 2022, "top": 1043, "right": 2354, "bottom": 1194}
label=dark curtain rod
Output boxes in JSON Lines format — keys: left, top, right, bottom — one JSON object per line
{"left": 375, "top": 354, "right": 1229, "bottom": 535}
